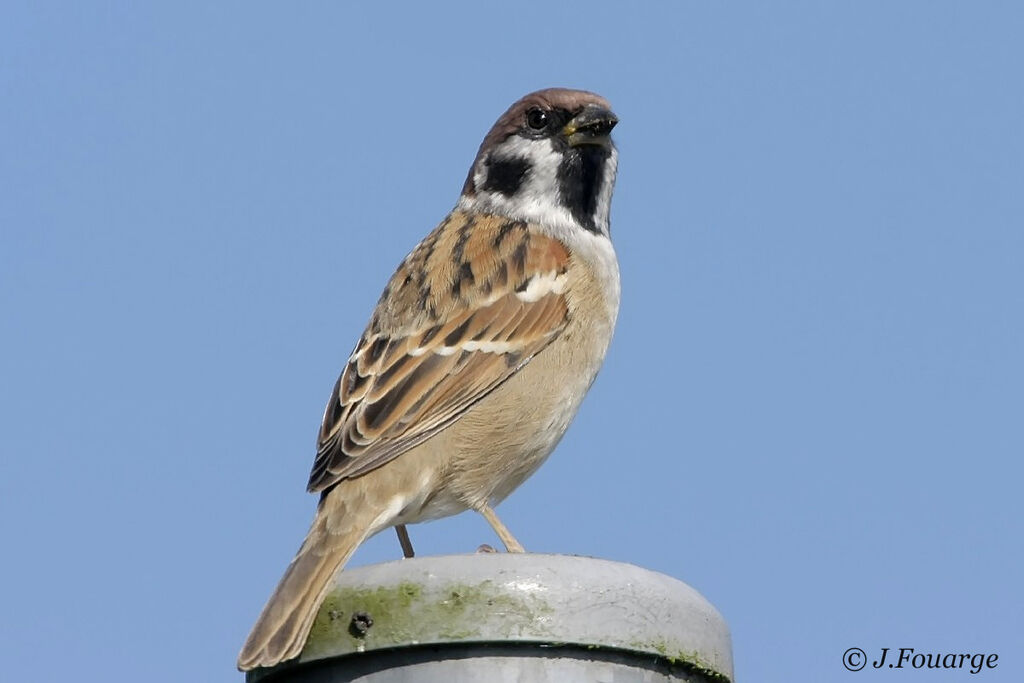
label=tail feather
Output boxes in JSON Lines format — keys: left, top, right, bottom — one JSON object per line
{"left": 237, "top": 494, "right": 374, "bottom": 671}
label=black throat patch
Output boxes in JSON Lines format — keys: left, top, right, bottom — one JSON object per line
{"left": 481, "top": 156, "right": 531, "bottom": 197}
{"left": 557, "top": 145, "right": 610, "bottom": 234}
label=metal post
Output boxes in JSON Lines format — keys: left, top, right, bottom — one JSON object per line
{"left": 246, "top": 554, "right": 733, "bottom": 682}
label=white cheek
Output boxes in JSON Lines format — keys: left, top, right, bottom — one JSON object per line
{"left": 594, "top": 147, "right": 618, "bottom": 236}
{"left": 459, "top": 136, "right": 618, "bottom": 243}
{"left": 460, "top": 137, "right": 580, "bottom": 232}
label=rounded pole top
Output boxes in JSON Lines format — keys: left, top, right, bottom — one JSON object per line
{"left": 248, "top": 553, "right": 732, "bottom": 682}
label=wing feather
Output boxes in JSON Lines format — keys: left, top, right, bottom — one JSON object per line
{"left": 308, "top": 212, "right": 571, "bottom": 492}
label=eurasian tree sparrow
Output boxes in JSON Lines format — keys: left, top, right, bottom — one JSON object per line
{"left": 239, "top": 87, "right": 620, "bottom": 670}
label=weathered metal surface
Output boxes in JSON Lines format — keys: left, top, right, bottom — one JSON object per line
{"left": 247, "top": 553, "right": 732, "bottom": 683}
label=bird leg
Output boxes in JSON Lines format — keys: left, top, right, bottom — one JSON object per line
{"left": 395, "top": 524, "right": 415, "bottom": 558}
{"left": 478, "top": 505, "right": 525, "bottom": 553}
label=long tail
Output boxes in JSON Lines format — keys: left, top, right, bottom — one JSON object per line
{"left": 237, "top": 486, "right": 379, "bottom": 671}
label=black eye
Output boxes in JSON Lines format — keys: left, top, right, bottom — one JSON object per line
{"left": 526, "top": 108, "right": 549, "bottom": 130}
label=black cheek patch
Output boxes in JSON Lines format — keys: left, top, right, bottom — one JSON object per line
{"left": 481, "top": 157, "right": 531, "bottom": 196}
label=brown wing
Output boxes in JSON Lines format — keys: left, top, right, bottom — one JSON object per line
{"left": 308, "top": 211, "right": 571, "bottom": 492}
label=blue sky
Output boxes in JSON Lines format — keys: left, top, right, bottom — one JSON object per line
{"left": 2, "top": 2, "right": 1021, "bottom": 681}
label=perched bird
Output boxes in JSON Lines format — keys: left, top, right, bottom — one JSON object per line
{"left": 238, "top": 88, "right": 621, "bottom": 671}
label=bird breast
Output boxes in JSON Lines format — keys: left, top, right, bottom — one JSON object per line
{"left": 420, "top": 239, "right": 620, "bottom": 516}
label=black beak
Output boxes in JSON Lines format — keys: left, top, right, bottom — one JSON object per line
{"left": 563, "top": 105, "right": 618, "bottom": 148}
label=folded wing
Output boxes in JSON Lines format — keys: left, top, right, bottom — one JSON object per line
{"left": 309, "top": 213, "right": 571, "bottom": 492}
